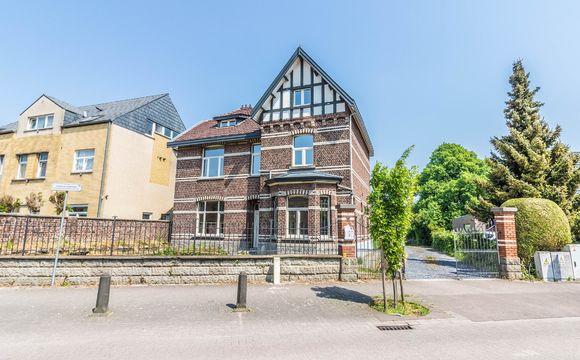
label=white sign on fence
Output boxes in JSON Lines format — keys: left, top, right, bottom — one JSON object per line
{"left": 52, "top": 183, "right": 82, "bottom": 192}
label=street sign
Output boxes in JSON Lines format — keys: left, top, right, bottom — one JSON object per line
{"left": 52, "top": 183, "right": 81, "bottom": 192}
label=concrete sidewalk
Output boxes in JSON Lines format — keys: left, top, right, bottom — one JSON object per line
{"left": 1, "top": 280, "right": 579, "bottom": 359}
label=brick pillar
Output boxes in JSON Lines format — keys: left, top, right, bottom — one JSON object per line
{"left": 337, "top": 204, "right": 356, "bottom": 258}
{"left": 491, "top": 207, "right": 521, "bottom": 279}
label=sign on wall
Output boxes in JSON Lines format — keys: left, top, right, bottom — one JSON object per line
{"left": 52, "top": 183, "right": 82, "bottom": 192}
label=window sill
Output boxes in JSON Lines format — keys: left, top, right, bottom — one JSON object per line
{"left": 290, "top": 165, "right": 315, "bottom": 170}
{"left": 198, "top": 176, "right": 225, "bottom": 181}
{"left": 71, "top": 171, "right": 93, "bottom": 175}
{"left": 24, "top": 127, "right": 53, "bottom": 133}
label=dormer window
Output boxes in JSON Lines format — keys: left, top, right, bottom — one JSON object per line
{"left": 219, "top": 119, "right": 237, "bottom": 128}
{"left": 28, "top": 114, "right": 54, "bottom": 130}
{"left": 294, "top": 89, "right": 311, "bottom": 107}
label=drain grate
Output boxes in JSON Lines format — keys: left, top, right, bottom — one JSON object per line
{"left": 377, "top": 324, "right": 413, "bottom": 331}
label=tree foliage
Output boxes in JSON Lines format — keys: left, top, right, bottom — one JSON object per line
{"left": 413, "top": 143, "right": 489, "bottom": 243}
{"left": 474, "top": 60, "right": 580, "bottom": 238}
{"left": 0, "top": 195, "right": 21, "bottom": 213}
{"left": 369, "top": 146, "right": 418, "bottom": 277}
{"left": 25, "top": 192, "right": 44, "bottom": 214}
{"left": 49, "top": 192, "right": 72, "bottom": 215}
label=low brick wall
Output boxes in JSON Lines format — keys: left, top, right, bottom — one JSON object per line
{"left": 0, "top": 255, "right": 358, "bottom": 286}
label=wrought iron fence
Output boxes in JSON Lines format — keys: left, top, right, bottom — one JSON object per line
{"left": 354, "top": 218, "right": 381, "bottom": 277}
{"left": 0, "top": 214, "right": 339, "bottom": 256}
{"left": 453, "top": 227, "right": 499, "bottom": 278}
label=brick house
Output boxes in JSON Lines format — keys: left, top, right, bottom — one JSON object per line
{"left": 168, "top": 48, "right": 373, "bottom": 254}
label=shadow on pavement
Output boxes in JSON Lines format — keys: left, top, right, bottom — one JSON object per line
{"left": 311, "top": 286, "right": 373, "bottom": 304}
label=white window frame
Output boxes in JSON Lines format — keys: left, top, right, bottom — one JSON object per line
{"left": 202, "top": 147, "right": 224, "bottom": 178}
{"left": 0, "top": 155, "right": 4, "bottom": 177}
{"left": 17, "top": 154, "right": 28, "bottom": 179}
{"left": 219, "top": 119, "right": 237, "bottom": 128}
{"left": 286, "top": 196, "right": 309, "bottom": 237}
{"left": 293, "top": 88, "right": 312, "bottom": 107}
{"left": 251, "top": 143, "right": 261, "bottom": 176}
{"left": 73, "top": 149, "right": 95, "bottom": 173}
{"left": 293, "top": 135, "right": 314, "bottom": 167}
{"left": 154, "top": 123, "right": 175, "bottom": 139}
{"left": 142, "top": 212, "right": 153, "bottom": 220}
{"left": 27, "top": 114, "right": 54, "bottom": 130}
{"left": 37, "top": 152, "right": 48, "bottom": 178}
{"left": 196, "top": 201, "right": 224, "bottom": 235}
{"left": 319, "top": 196, "right": 331, "bottom": 238}
{"left": 68, "top": 204, "right": 88, "bottom": 217}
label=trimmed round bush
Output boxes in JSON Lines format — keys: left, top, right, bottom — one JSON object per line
{"left": 501, "top": 198, "right": 572, "bottom": 264}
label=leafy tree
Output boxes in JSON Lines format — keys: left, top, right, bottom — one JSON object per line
{"left": 49, "top": 192, "right": 72, "bottom": 215}
{"left": 25, "top": 192, "right": 44, "bottom": 214}
{"left": 475, "top": 60, "right": 580, "bottom": 241}
{"left": 0, "top": 195, "right": 21, "bottom": 213}
{"left": 412, "top": 143, "right": 489, "bottom": 244}
{"left": 368, "top": 146, "right": 417, "bottom": 310}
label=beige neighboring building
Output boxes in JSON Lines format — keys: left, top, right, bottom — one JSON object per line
{"left": 0, "top": 94, "right": 185, "bottom": 219}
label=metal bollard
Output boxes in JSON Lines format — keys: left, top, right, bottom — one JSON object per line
{"left": 92, "top": 274, "right": 111, "bottom": 314}
{"left": 235, "top": 271, "right": 248, "bottom": 310}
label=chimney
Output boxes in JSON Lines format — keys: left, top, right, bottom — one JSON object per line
{"left": 83, "top": 111, "right": 88, "bottom": 118}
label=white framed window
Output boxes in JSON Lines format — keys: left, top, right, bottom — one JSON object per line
{"left": 17, "top": 154, "right": 28, "bottom": 179}
{"left": 197, "top": 201, "right": 224, "bottom": 235}
{"left": 145, "top": 120, "right": 155, "bottom": 135}
{"left": 320, "top": 196, "right": 331, "bottom": 238}
{"left": 293, "top": 134, "right": 314, "bottom": 166}
{"left": 0, "top": 155, "right": 4, "bottom": 177}
{"left": 68, "top": 205, "right": 88, "bottom": 217}
{"left": 37, "top": 152, "right": 48, "bottom": 178}
{"left": 287, "top": 196, "right": 309, "bottom": 237}
{"left": 28, "top": 114, "right": 54, "bottom": 130}
{"left": 142, "top": 212, "right": 152, "bottom": 220}
{"left": 154, "top": 123, "right": 175, "bottom": 139}
{"left": 294, "top": 88, "right": 312, "bottom": 107}
{"left": 73, "top": 149, "right": 95, "bottom": 173}
{"left": 251, "top": 144, "right": 261, "bottom": 176}
{"left": 202, "top": 147, "right": 224, "bottom": 177}
{"left": 219, "top": 119, "right": 237, "bottom": 128}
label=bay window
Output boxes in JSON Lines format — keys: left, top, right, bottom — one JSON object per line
{"left": 287, "top": 196, "right": 309, "bottom": 237}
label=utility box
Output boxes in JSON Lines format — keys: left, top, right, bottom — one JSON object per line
{"left": 534, "top": 251, "right": 574, "bottom": 281}
{"left": 562, "top": 244, "right": 580, "bottom": 280}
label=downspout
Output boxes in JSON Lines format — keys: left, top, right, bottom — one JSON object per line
{"left": 97, "top": 121, "right": 112, "bottom": 217}
{"left": 348, "top": 114, "right": 354, "bottom": 205}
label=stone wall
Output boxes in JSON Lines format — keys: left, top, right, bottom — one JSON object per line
{"left": 0, "top": 255, "right": 358, "bottom": 287}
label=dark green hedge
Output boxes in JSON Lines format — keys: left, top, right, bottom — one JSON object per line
{"left": 501, "top": 198, "right": 572, "bottom": 265}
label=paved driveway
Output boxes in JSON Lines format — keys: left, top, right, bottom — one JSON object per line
{"left": 405, "top": 245, "right": 457, "bottom": 279}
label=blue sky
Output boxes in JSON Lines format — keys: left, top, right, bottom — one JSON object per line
{"left": 0, "top": 0, "right": 578, "bottom": 168}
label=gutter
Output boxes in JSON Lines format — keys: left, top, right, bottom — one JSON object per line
{"left": 167, "top": 131, "right": 261, "bottom": 148}
{"left": 97, "top": 121, "right": 113, "bottom": 217}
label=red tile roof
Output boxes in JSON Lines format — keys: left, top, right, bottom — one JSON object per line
{"left": 173, "top": 106, "right": 261, "bottom": 143}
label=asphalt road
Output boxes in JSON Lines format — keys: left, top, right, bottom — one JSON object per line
{"left": 1, "top": 280, "right": 579, "bottom": 359}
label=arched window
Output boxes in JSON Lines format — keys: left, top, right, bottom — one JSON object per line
{"left": 293, "top": 134, "right": 313, "bottom": 166}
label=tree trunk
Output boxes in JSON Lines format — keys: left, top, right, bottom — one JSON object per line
{"left": 381, "top": 254, "right": 387, "bottom": 312}
{"left": 398, "top": 270, "right": 405, "bottom": 305}
{"left": 392, "top": 277, "right": 398, "bottom": 308}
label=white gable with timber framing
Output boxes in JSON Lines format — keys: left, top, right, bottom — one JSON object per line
{"left": 251, "top": 47, "right": 374, "bottom": 156}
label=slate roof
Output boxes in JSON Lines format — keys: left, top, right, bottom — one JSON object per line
{"left": 265, "top": 169, "right": 343, "bottom": 185}
{"left": 0, "top": 121, "right": 17, "bottom": 134}
{"left": 1, "top": 93, "right": 185, "bottom": 135}
{"left": 169, "top": 106, "right": 261, "bottom": 147}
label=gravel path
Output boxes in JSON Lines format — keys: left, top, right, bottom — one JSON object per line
{"left": 405, "top": 246, "right": 458, "bottom": 279}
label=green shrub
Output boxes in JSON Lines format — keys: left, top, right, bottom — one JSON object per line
{"left": 501, "top": 198, "right": 572, "bottom": 265}
{"left": 431, "top": 229, "right": 456, "bottom": 255}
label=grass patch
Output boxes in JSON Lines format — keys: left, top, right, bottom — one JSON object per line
{"left": 370, "top": 297, "right": 430, "bottom": 316}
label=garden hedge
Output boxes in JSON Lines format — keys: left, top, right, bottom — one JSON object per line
{"left": 501, "top": 198, "right": 572, "bottom": 265}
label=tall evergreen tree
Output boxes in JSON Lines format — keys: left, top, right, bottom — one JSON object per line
{"left": 477, "top": 60, "right": 580, "bottom": 239}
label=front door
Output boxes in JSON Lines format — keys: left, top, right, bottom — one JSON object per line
{"left": 252, "top": 203, "right": 260, "bottom": 248}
